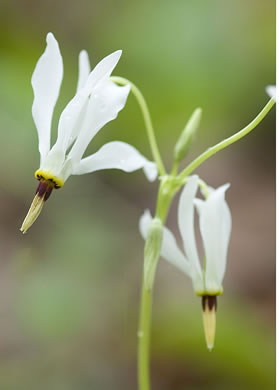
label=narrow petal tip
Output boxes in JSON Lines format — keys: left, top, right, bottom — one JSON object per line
{"left": 79, "top": 50, "right": 89, "bottom": 64}
{"left": 109, "top": 49, "right": 122, "bottom": 64}
{"left": 266, "top": 85, "right": 276, "bottom": 101}
{"left": 46, "top": 32, "right": 55, "bottom": 42}
{"left": 143, "top": 162, "right": 158, "bottom": 182}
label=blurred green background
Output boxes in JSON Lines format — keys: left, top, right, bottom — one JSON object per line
{"left": 0, "top": 0, "right": 275, "bottom": 389}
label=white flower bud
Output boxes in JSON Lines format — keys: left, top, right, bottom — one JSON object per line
{"left": 174, "top": 108, "right": 202, "bottom": 163}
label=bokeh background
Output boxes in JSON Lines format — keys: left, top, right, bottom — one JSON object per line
{"left": 0, "top": 0, "right": 275, "bottom": 389}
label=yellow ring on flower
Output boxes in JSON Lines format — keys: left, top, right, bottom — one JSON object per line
{"left": 35, "top": 170, "right": 64, "bottom": 189}
{"left": 195, "top": 289, "right": 223, "bottom": 297}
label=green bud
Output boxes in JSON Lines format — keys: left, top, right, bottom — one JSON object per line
{"left": 174, "top": 108, "right": 202, "bottom": 163}
{"left": 143, "top": 217, "right": 163, "bottom": 290}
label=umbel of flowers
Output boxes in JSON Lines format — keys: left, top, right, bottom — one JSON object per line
{"left": 20, "top": 33, "right": 157, "bottom": 233}
{"left": 20, "top": 31, "right": 276, "bottom": 390}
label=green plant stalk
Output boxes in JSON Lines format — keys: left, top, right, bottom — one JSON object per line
{"left": 138, "top": 285, "right": 152, "bottom": 390}
{"left": 110, "top": 76, "right": 166, "bottom": 176}
{"left": 109, "top": 77, "right": 168, "bottom": 390}
{"left": 136, "top": 98, "right": 275, "bottom": 390}
{"left": 138, "top": 180, "right": 176, "bottom": 390}
{"left": 178, "top": 98, "right": 275, "bottom": 181}
{"left": 110, "top": 77, "right": 274, "bottom": 390}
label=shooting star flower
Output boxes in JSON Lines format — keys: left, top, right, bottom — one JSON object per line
{"left": 139, "top": 175, "right": 232, "bottom": 349}
{"left": 20, "top": 33, "right": 157, "bottom": 233}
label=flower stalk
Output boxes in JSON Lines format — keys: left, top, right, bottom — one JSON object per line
{"left": 134, "top": 80, "right": 275, "bottom": 389}
{"left": 178, "top": 98, "right": 275, "bottom": 181}
{"left": 110, "top": 76, "right": 166, "bottom": 176}
{"left": 138, "top": 285, "right": 152, "bottom": 390}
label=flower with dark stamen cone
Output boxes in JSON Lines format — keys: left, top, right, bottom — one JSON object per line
{"left": 20, "top": 178, "right": 59, "bottom": 234}
{"left": 140, "top": 175, "right": 231, "bottom": 350}
{"left": 202, "top": 295, "right": 217, "bottom": 351}
{"left": 20, "top": 33, "right": 158, "bottom": 233}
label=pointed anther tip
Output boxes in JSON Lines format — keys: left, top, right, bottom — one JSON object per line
{"left": 207, "top": 344, "right": 214, "bottom": 352}
{"left": 20, "top": 179, "right": 55, "bottom": 234}
{"left": 19, "top": 226, "right": 27, "bottom": 234}
{"left": 20, "top": 193, "right": 45, "bottom": 234}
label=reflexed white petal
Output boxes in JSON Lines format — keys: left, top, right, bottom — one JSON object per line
{"left": 73, "top": 141, "right": 157, "bottom": 181}
{"left": 142, "top": 163, "right": 158, "bottom": 182}
{"left": 193, "top": 198, "right": 204, "bottom": 216}
{"left": 266, "top": 85, "right": 276, "bottom": 100}
{"left": 77, "top": 50, "right": 91, "bottom": 92}
{"left": 54, "top": 93, "right": 89, "bottom": 153}
{"left": 178, "top": 176, "right": 203, "bottom": 279}
{"left": 197, "top": 184, "right": 232, "bottom": 293}
{"left": 54, "top": 51, "right": 123, "bottom": 156}
{"left": 31, "top": 32, "right": 63, "bottom": 158}
{"left": 84, "top": 50, "right": 122, "bottom": 92}
{"left": 68, "top": 81, "right": 130, "bottom": 165}
{"left": 139, "top": 210, "right": 192, "bottom": 278}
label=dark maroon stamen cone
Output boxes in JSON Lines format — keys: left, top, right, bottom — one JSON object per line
{"left": 35, "top": 181, "right": 54, "bottom": 201}
{"left": 202, "top": 295, "right": 217, "bottom": 312}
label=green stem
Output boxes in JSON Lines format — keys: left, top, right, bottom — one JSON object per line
{"left": 138, "top": 285, "right": 152, "bottom": 390}
{"left": 110, "top": 76, "right": 166, "bottom": 176}
{"left": 178, "top": 98, "right": 275, "bottom": 181}
{"left": 138, "top": 181, "right": 174, "bottom": 390}
{"left": 136, "top": 98, "right": 275, "bottom": 390}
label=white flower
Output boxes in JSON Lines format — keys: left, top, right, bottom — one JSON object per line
{"left": 266, "top": 85, "right": 276, "bottom": 101}
{"left": 33, "top": 32, "right": 157, "bottom": 186}
{"left": 20, "top": 33, "right": 157, "bottom": 233}
{"left": 139, "top": 175, "right": 232, "bottom": 349}
{"left": 139, "top": 175, "right": 232, "bottom": 295}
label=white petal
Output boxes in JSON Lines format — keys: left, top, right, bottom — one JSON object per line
{"left": 193, "top": 198, "right": 204, "bottom": 216}
{"left": 31, "top": 33, "right": 63, "bottom": 158}
{"left": 84, "top": 50, "right": 122, "bottom": 92}
{"left": 53, "top": 51, "right": 123, "bottom": 157}
{"left": 68, "top": 81, "right": 130, "bottom": 165}
{"left": 139, "top": 210, "right": 193, "bottom": 278}
{"left": 197, "top": 184, "right": 232, "bottom": 293}
{"left": 266, "top": 85, "right": 276, "bottom": 100}
{"left": 178, "top": 176, "right": 203, "bottom": 280}
{"left": 76, "top": 50, "right": 91, "bottom": 92}
{"left": 54, "top": 93, "right": 90, "bottom": 154}
{"left": 73, "top": 141, "right": 157, "bottom": 181}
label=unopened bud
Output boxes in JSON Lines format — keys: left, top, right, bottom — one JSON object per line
{"left": 143, "top": 217, "right": 163, "bottom": 290}
{"left": 174, "top": 108, "right": 202, "bottom": 163}
{"left": 201, "top": 295, "right": 217, "bottom": 351}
